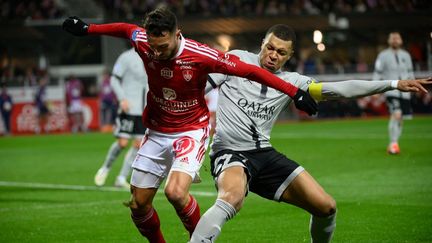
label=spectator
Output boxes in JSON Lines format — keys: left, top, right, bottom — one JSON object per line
{"left": 0, "top": 85, "right": 13, "bottom": 134}
{"left": 34, "top": 76, "right": 50, "bottom": 133}
{"left": 65, "top": 75, "right": 86, "bottom": 133}
{"left": 99, "top": 69, "right": 117, "bottom": 132}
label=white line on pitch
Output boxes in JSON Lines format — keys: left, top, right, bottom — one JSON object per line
{"left": 0, "top": 181, "right": 217, "bottom": 197}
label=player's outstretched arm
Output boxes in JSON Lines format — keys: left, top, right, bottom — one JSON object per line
{"left": 62, "top": 16, "right": 137, "bottom": 39}
{"left": 308, "top": 78, "right": 432, "bottom": 101}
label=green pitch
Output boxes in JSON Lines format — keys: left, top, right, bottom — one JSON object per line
{"left": 1, "top": 117, "right": 431, "bottom": 242}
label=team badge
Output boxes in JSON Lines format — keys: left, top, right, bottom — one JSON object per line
{"left": 161, "top": 67, "right": 173, "bottom": 79}
{"left": 182, "top": 70, "right": 193, "bottom": 82}
{"left": 173, "top": 136, "right": 195, "bottom": 158}
{"left": 162, "top": 87, "right": 176, "bottom": 100}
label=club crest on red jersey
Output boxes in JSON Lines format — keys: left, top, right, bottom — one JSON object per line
{"left": 182, "top": 70, "right": 193, "bottom": 82}
{"left": 173, "top": 136, "right": 195, "bottom": 158}
{"left": 162, "top": 87, "right": 176, "bottom": 100}
{"left": 161, "top": 67, "right": 173, "bottom": 79}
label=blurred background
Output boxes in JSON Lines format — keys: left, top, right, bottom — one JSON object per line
{"left": 0, "top": 0, "right": 431, "bottom": 135}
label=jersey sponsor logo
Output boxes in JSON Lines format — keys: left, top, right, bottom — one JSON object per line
{"left": 173, "top": 136, "right": 195, "bottom": 158}
{"left": 217, "top": 54, "right": 236, "bottom": 67}
{"left": 162, "top": 88, "right": 176, "bottom": 100}
{"left": 182, "top": 70, "right": 193, "bottom": 82}
{"left": 237, "top": 98, "right": 276, "bottom": 121}
{"left": 180, "top": 65, "right": 192, "bottom": 69}
{"left": 175, "top": 60, "right": 194, "bottom": 65}
{"left": 161, "top": 67, "right": 173, "bottom": 79}
{"left": 199, "top": 114, "right": 208, "bottom": 122}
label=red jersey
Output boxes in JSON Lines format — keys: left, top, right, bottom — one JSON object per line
{"left": 89, "top": 23, "right": 299, "bottom": 133}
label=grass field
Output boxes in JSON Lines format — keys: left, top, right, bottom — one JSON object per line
{"left": 1, "top": 117, "right": 432, "bottom": 243}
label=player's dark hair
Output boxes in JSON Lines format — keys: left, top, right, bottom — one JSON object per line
{"left": 144, "top": 7, "right": 177, "bottom": 36}
{"left": 266, "top": 24, "right": 296, "bottom": 48}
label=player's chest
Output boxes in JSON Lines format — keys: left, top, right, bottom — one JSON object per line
{"left": 141, "top": 58, "right": 204, "bottom": 88}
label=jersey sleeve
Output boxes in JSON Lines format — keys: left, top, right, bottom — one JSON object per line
{"left": 88, "top": 23, "right": 141, "bottom": 40}
{"left": 206, "top": 52, "right": 299, "bottom": 98}
{"left": 308, "top": 79, "right": 394, "bottom": 101}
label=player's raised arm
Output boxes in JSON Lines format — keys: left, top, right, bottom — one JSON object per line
{"left": 308, "top": 78, "right": 432, "bottom": 101}
{"left": 62, "top": 16, "right": 138, "bottom": 39}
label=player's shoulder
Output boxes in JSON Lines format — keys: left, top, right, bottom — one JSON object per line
{"left": 228, "top": 49, "right": 255, "bottom": 58}
{"left": 130, "top": 27, "right": 146, "bottom": 40}
{"left": 183, "top": 38, "right": 220, "bottom": 60}
{"left": 399, "top": 49, "right": 412, "bottom": 57}
{"left": 280, "top": 71, "right": 314, "bottom": 85}
{"left": 227, "top": 49, "right": 258, "bottom": 64}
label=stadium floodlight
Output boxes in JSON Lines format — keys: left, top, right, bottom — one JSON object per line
{"left": 313, "top": 30, "right": 323, "bottom": 44}
{"left": 217, "top": 34, "right": 232, "bottom": 52}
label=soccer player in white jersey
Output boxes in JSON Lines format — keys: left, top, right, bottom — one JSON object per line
{"left": 62, "top": 8, "right": 318, "bottom": 242}
{"left": 373, "top": 32, "right": 415, "bottom": 154}
{"left": 94, "top": 48, "right": 148, "bottom": 188}
{"left": 190, "top": 24, "right": 431, "bottom": 243}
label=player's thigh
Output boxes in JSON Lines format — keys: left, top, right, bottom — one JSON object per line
{"left": 210, "top": 150, "right": 249, "bottom": 209}
{"left": 170, "top": 126, "right": 210, "bottom": 182}
{"left": 217, "top": 166, "right": 248, "bottom": 211}
{"left": 281, "top": 171, "right": 336, "bottom": 217}
{"left": 245, "top": 148, "right": 302, "bottom": 201}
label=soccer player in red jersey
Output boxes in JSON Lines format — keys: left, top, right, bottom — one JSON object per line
{"left": 62, "top": 7, "right": 317, "bottom": 242}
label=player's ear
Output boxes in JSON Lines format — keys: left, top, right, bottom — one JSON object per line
{"left": 176, "top": 29, "right": 181, "bottom": 38}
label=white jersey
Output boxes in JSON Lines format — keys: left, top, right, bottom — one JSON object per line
{"left": 111, "top": 48, "right": 148, "bottom": 115}
{"left": 208, "top": 50, "right": 312, "bottom": 153}
{"left": 373, "top": 48, "right": 414, "bottom": 99}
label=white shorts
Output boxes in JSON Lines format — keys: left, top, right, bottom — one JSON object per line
{"left": 68, "top": 100, "right": 84, "bottom": 113}
{"left": 131, "top": 126, "right": 210, "bottom": 189}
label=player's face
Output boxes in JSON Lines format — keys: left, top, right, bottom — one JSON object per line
{"left": 388, "top": 33, "right": 403, "bottom": 49}
{"left": 147, "top": 29, "right": 181, "bottom": 60}
{"left": 259, "top": 33, "right": 293, "bottom": 72}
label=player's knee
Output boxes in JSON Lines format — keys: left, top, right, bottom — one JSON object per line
{"left": 317, "top": 197, "right": 337, "bottom": 217}
{"left": 129, "top": 197, "right": 152, "bottom": 214}
{"left": 219, "top": 190, "right": 245, "bottom": 212}
{"left": 392, "top": 111, "right": 402, "bottom": 120}
{"left": 164, "top": 186, "right": 187, "bottom": 205}
{"left": 118, "top": 139, "right": 129, "bottom": 148}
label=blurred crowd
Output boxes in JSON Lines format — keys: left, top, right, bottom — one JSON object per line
{"left": 1, "top": 0, "right": 430, "bottom": 20}
{"left": 0, "top": 0, "right": 65, "bottom": 20}
{"left": 100, "top": 0, "right": 431, "bottom": 19}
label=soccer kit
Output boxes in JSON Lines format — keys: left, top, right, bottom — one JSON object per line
{"left": 208, "top": 50, "right": 311, "bottom": 201}
{"left": 87, "top": 23, "right": 301, "bottom": 185}
{"left": 373, "top": 48, "right": 415, "bottom": 117}
{"left": 207, "top": 50, "right": 401, "bottom": 201}
{"left": 111, "top": 48, "right": 148, "bottom": 138}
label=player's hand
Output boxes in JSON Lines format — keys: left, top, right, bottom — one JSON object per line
{"left": 293, "top": 88, "right": 318, "bottom": 116}
{"left": 397, "top": 77, "right": 432, "bottom": 94}
{"left": 120, "top": 99, "right": 130, "bottom": 112}
{"left": 62, "top": 16, "right": 89, "bottom": 36}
